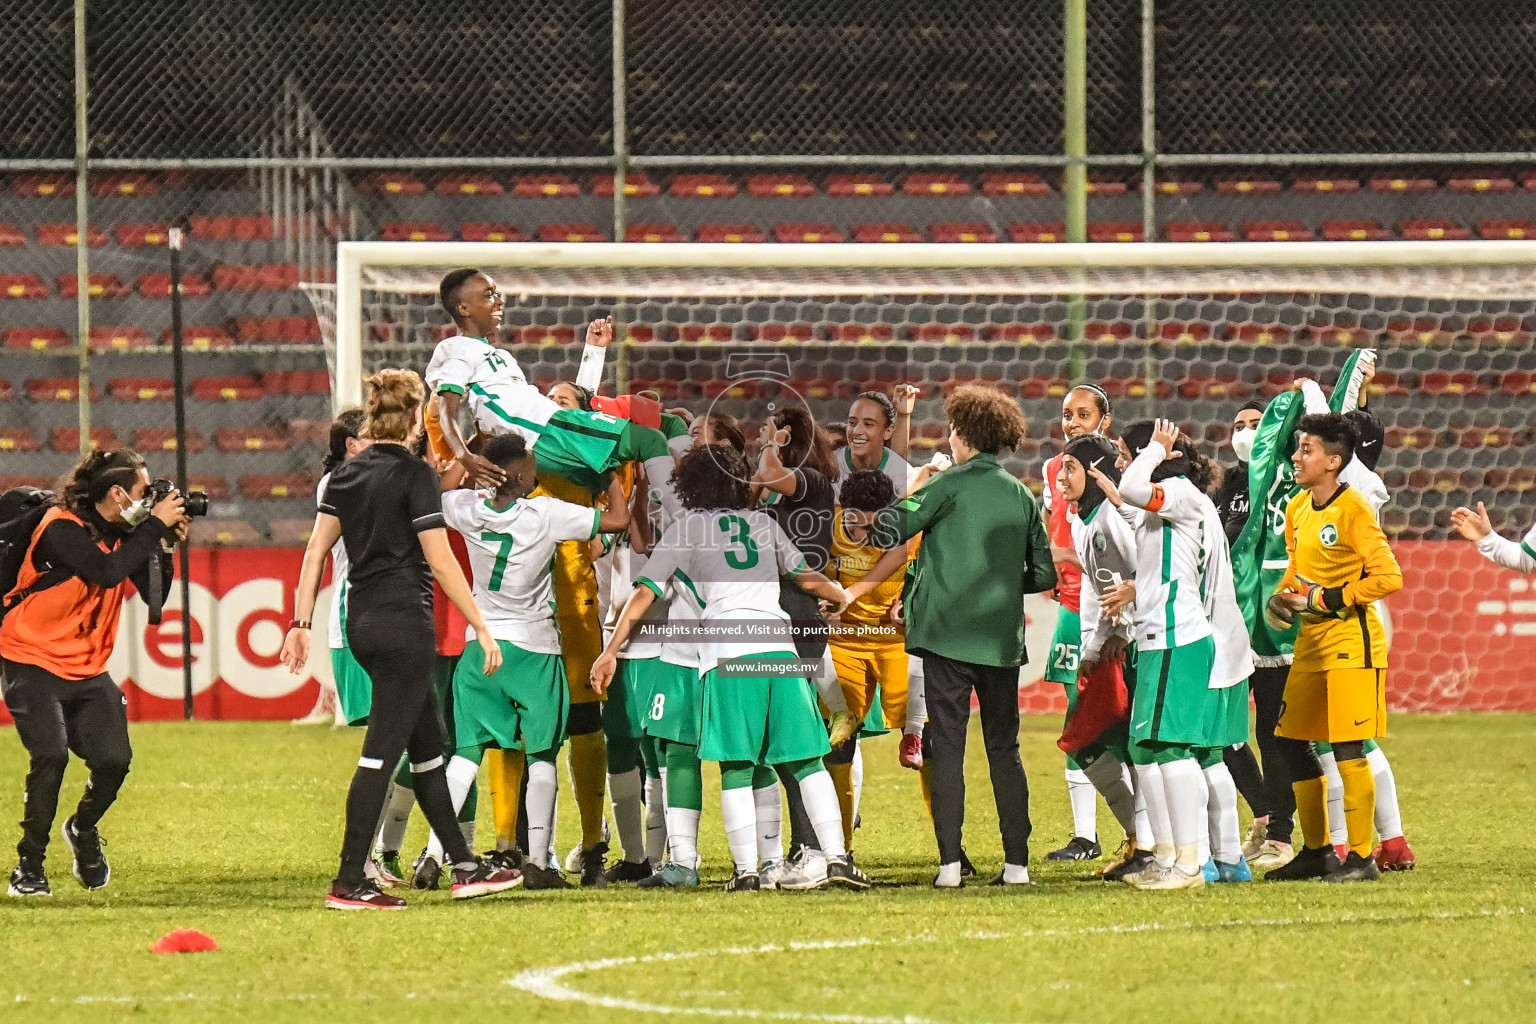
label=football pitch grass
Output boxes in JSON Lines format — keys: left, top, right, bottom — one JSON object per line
{"left": 0, "top": 713, "right": 1532, "bottom": 1023}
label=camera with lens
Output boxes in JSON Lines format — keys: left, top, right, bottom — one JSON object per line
{"left": 149, "top": 478, "right": 209, "bottom": 517}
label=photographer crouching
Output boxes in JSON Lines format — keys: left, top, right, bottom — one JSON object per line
{"left": 0, "top": 449, "right": 191, "bottom": 896}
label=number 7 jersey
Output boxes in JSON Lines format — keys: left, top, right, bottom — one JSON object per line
{"left": 440, "top": 489, "right": 602, "bottom": 654}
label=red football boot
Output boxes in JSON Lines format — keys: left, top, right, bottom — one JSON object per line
{"left": 1372, "top": 835, "right": 1415, "bottom": 871}
{"left": 898, "top": 733, "right": 924, "bottom": 770}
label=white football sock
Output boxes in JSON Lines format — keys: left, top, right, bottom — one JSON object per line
{"left": 1319, "top": 750, "right": 1348, "bottom": 846}
{"left": 526, "top": 760, "right": 558, "bottom": 869}
{"left": 424, "top": 756, "right": 480, "bottom": 864}
{"left": 644, "top": 774, "right": 668, "bottom": 864}
{"left": 1001, "top": 863, "right": 1030, "bottom": 884}
{"left": 1203, "top": 761, "right": 1242, "bottom": 864}
{"left": 720, "top": 786, "right": 758, "bottom": 874}
{"left": 851, "top": 742, "right": 865, "bottom": 819}
{"left": 934, "top": 861, "right": 962, "bottom": 887}
{"left": 376, "top": 779, "right": 416, "bottom": 854}
{"left": 608, "top": 768, "right": 647, "bottom": 863}
{"left": 1134, "top": 762, "right": 1174, "bottom": 867}
{"left": 1082, "top": 755, "right": 1137, "bottom": 839}
{"left": 1129, "top": 763, "right": 1152, "bottom": 850}
{"left": 460, "top": 819, "right": 476, "bottom": 850}
{"left": 753, "top": 781, "right": 784, "bottom": 862}
{"left": 665, "top": 806, "right": 701, "bottom": 869}
{"left": 1160, "top": 758, "right": 1208, "bottom": 872}
{"left": 798, "top": 770, "right": 848, "bottom": 858}
{"left": 1066, "top": 768, "right": 1098, "bottom": 842}
{"left": 1367, "top": 746, "right": 1404, "bottom": 841}
{"left": 904, "top": 655, "right": 927, "bottom": 734}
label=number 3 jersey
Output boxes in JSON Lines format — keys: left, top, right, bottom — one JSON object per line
{"left": 636, "top": 508, "right": 810, "bottom": 674}
{"left": 425, "top": 334, "right": 560, "bottom": 445}
{"left": 440, "top": 489, "right": 602, "bottom": 654}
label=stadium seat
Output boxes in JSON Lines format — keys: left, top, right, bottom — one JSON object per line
{"left": 355, "top": 172, "right": 425, "bottom": 195}
{"left": 1138, "top": 179, "right": 1203, "bottom": 195}
{"left": 697, "top": 223, "right": 766, "bottom": 243}
{"left": 827, "top": 324, "right": 896, "bottom": 343}
{"left": 827, "top": 174, "right": 893, "bottom": 197}
{"left": 26, "top": 378, "right": 99, "bottom": 402}
{"left": 192, "top": 376, "right": 263, "bottom": 401}
{"left": 1163, "top": 222, "right": 1235, "bottom": 242}
{"left": 980, "top": 172, "right": 1050, "bottom": 196}
{"left": 0, "top": 275, "right": 47, "bottom": 298}
{"left": 930, "top": 223, "right": 999, "bottom": 243}
{"left": 591, "top": 174, "right": 660, "bottom": 197}
{"left": 1158, "top": 322, "right": 1211, "bottom": 342}
{"left": 517, "top": 325, "right": 577, "bottom": 346}
{"left": 1421, "top": 372, "right": 1487, "bottom": 397}
{"left": 1459, "top": 426, "right": 1514, "bottom": 448}
{"left": 460, "top": 223, "right": 525, "bottom": 242}
{"left": 137, "top": 272, "right": 212, "bottom": 298}
{"left": 1292, "top": 177, "right": 1360, "bottom": 193}
{"left": 215, "top": 427, "right": 291, "bottom": 453}
{"left": 1243, "top": 220, "right": 1314, "bottom": 241}
{"left": 12, "top": 174, "right": 72, "bottom": 197}
{"left": 1085, "top": 321, "right": 1133, "bottom": 342}
{"left": 1401, "top": 219, "right": 1471, "bottom": 240}
{"left": 185, "top": 475, "right": 231, "bottom": 501}
{"left": 38, "top": 223, "right": 106, "bottom": 246}
{"left": 536, "top": 223, "right": 605, "bottom": 242}
{"left": 58, "top": 274, "right": 129, "bottom": 298}
{"left": 0, "top": 476, "right": 52, "bottom": 491}
{"left": 90, "top": 327, "right": 154, "bottom": 351}
{"left": 3, "top": 327, "right": 70, "bottom": 350}
{"left": 1088, "top": 222, "right": 1142, "bottom": 242}
{"left": 774, "top": 223, "right": 844, "bottom": 243}
{"left": 910, "top": 324, "right": 975, "bottom": 343}
{"left": 109, "top": 376, "right": 175, "bottom": 400}
{"left": 235, "top": 316, "right": 320, "bottom": 345}
{"left": 1082, "top": 176, "right": 1127, "bottom": 196}
{"left": 1365, "top": 371, "right": 1410, "bottom": 398}
{"left": 986, "top": 323, "right": 1053, "bottom": 343}
{"left": 1322, "top": 219, "right": 1392, "bottom": 241}
{"left": 168, "top": 326, "right": 235, "bottom": 349}
{"left": 210, "top": 264, "right": 300, "bottom": 290}
{"left": 240, "top": 474, "right": 316, "bottom": 500}
{"left": 50, "top": 427, "right": 121, "bottom": 453}
{"left": 1009, "top": 222, "right": 1065, "bottom": 242}
{"left": 853, "top": 223, "right": 923, "bottom": 243}
{"left": 260, "top": 370, "right": 330, "bottom": 394}
{"left": 747, "top": 174, "right": 815, "bottom": 197}
{"left": 91, "top": 173, "right": 157, "bottom": 196}
{"left": 1478, "top": 218, "right": 1536, "bottom": 239}
{"left": 0, "top": 379, "right": 11, "bottom": 400}
{"left": 435, "top": 173, "right": 503, "bottom": 196}
{"left": 268, "top": 519, "right": 316, "bottom": 545}
{"left": 669, "top": 174, "right": 737, "bottom": 198}
{"left": 1215, "top": 177, "right": 1282, "bottom": 194}
{"left": 380, "top": 222, "right": 451, "bottom": 242}
{"left": 0, "top": 429, "right": 42, "bottom": 453}
{"left": 744, "top": 323, "right": 815, "bottom": 343}
{"left": 1468, "top": 318, "right": 1533, "bottom": 343}
{"left": 676, "top": 325, "right": 735, "bottom": 342}
{"left": 513, "top": 174, "right": 580, "bottom": 197}
{"left": 115, "top": 224, "right": 169, "bottom": 246}
{"left": 1371, "top": 177, "right": 1436, "bottom": 193}
{"left": 902, "top": 173, "right": 969, "bottom": 196}
{"left": 0, "top": 224, "right": 26, "bottom": 246}
{"left": 1448, "top": 175, "right": 1515, "bottom": 193}
{"left": 626, "top": 223, "right": 687, "bottom": 243}
{"left": 190, "top": 520, "right": 264, "bottom": 547}
{"left": 189, "top": 215, "right": 274, "bottom": 240}
{"left": 1308, "top": 325, "right": 1374, "bottom": 346}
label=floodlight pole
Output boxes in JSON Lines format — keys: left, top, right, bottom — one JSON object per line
{"left": 611, "top": 0, "right": 631, "bottom": 394}
{"left": 169, "top": 226, "right": 195, "bottom": 720}
{"left": 1142, "top": 0, "right": 1160, "bottom": 416}
{"left": 1064, "top": 0, "right": 1088, "bottom": 381}
{"left": 73, "top": 0, "right": 91, "bottom": 452}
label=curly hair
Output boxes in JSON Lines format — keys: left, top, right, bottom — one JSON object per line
{"left": 770, "top": 406, "right": 837, "bottom": 479}
{"left": 672, "top": 444, "right": 753, "bottom": 511}
{"left": 944, "top": 384, "right": 1028, "bottom": 454}
{"left": 1298, "top": 411, "right": 1361, "bottom": 465}
{"left": 363, "top": 368, "right": 425, "bottom": 443}
{"left": 58, "top": 447, "right": 146, "bottom": 538}
{"left": 1120, "top": 419, "right": 1217, "bottom": 492}
{"left": 838, "top": 469, "right": 896, "bottom": 513}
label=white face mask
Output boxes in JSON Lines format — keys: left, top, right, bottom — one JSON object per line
{"left": 118, "top": 490, "right": 152, "bottom": 527}
{"left": 1231, "top": 427, "right": 1257, "bottom": 463}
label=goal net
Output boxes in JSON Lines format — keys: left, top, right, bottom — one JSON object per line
{"left": 305, "top": 240, "right": 1536, "bottom": 714}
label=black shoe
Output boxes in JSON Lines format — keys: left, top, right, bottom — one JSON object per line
{"left": 604, "top": 858, "right": 655, "bottom": 884}
{"left": 411, "top": 850, "right": 442, "bottom": 891}
{"left": 1264, "top": 844, "right": 1340, "bottom": 882}
{"left": 481, "top": 848, "right": 525, "bottom": 872}
{"left": 1102, "top": 848, "right": 1156, "bottom": 882}
{"left": 1324, "top": 851, "right": 1382, "bottom": 883}
{"left": 827, "top": 852, "right": 871, "bottom": 890}
{"left": 7, "top": 862, "right": 50, "bottom": 897}
{"left": 520, "top": 861, "right": 573, "bottom": 891}
{"left": 1046, "top": 836, "right": 1102, "bottom": 861}
{"left": 62, "top": 816, "right": 109, "bottom": 890}
{"left": 579, "top": 840, "right": 610, "bottom": 888}
{"left": 724, "top": 870, "right": 761, "bottom": 892}
{"left": 959, "top": 848, "right": 976, "bottom": 878}
{"left": 326, "top": 878, "right": 406, "bottom": 910}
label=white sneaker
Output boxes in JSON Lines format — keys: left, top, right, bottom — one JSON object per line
{"left": 1130, "top": 860, "right": 1206, "bottom": 890}
{"left": 1240, "top": 818, "right": 1269, "bottom": 861}
{"left": 932, "top": 861, "right": 964, "bottom": 888}
{"left": 1249, "top": 839, "right": 1295, "bottom": 871}
{"left": 759, "top": 859, "right": 787, "bottom": 890}
{"left": 776, "top": 849, "right": 829, "bottom": 890}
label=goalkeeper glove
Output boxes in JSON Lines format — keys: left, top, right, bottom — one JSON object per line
{"left": 1293, "top": 574, "right": 1347, "bottom": 618}
{"left": 1263, "top": 593, "right": 1297, "bottom": 632}
{"left": 827, "top": 710, "right": 858, "bottom": 747}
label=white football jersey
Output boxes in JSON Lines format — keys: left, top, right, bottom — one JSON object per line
{"left": 832, "top": 445, "right": 912, "bottom": 497}
{"left": 318, "top": 473, "right": 350, "bottom": 650}
{"left": 638, "top": 508, "right": 809, "bottom": 674}
{"left": 1125, "top": 476, "right": 1218, "bottom": 654}
{"left": 440, "top": 489, "right": 600, "bottom": 653}
{"left": 424, "top": 334, "right": 559, "bottom": 443}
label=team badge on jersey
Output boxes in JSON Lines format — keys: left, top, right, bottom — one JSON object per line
{"left": 1320, "top": 524, "right": 1338, "bottom": 546}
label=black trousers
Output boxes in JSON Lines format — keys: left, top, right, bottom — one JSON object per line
{"left": 921, "top": 653, "right": 1032, "bottom": 866}
{"left": 776, "top": 581, "right": 829, "bottom": 852}
{"left": 1250, "top": 665, "right": 1296, "bottom": 844}
{"left": 1, "top": 659, "right": 133, "bottom": 865}
{"left": 339, "top": 619, "right": 472, "bottom": 886}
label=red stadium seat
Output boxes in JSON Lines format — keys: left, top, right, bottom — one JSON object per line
{"left": 1225, "top": 323, "right": 1291, "bottom": 344}
{"left": 1420, "top": 372, "right": 1487, "bottom": 397}
{"left": 1085, "top": 321, "right": 1133, "bottom": 342}
{"left": 517, "top": 325, "right": 577, "bottom": 346}
{"left": 109, "top": 377, "right": 175, "bottom": 401}
{"left": 1138, "top": 178, "right": 1203, "bottom": 195}
{"left": 902, "top": 173, "right": 969, "bottom": 196}
{"left": 1009, "top": 222, "right": 1065, "bottom": 243}
{"left": 1478, "top": 218, "right": 1536, "bottom": 240}
{"left": 986, "top": 323, "right": 1053, "bottom": 343}
{"left": 626, "top": 223, "right": 687, "bottom": 243}
{"left": 981, "top": 172, "right": 1050, "bottom": 196}
{"left": 676, "top": 325, "right": 735, "bottom": 343}
{"left": 1163, "top": 222, "right": 1235, "bottom": 242}
{"left": 0, "top": 429, "right": 42, "bottom": 453}
{"left": 460, "top": 223, "right": 524, "bottom": 242}
{"left": 1088, "top": 222, "right": 1142, "bottom": 243}
{"left": 536, "top": 223, "right": 605, "bottom": 242}
{"left": 38, "top": 223, "right": 106, "bottom": 247}
{"left": 435, "top": 173, "right": 503, "bottom": 196}
{"left": 212, "top": 264, "right": 299, "bottom": 290}
{"left": 1364, "top": 371, "right": 1410, "bottom": 398}
{"left": 3, "top": 327, "right": 70, "bottom": 350}
{"left": 240, "top": 474, "right": 316, "bottom": 500}
{"left": 696, "top": 223, "right": 766, "bottom": 243}
{"left": 668, "top": 174, "right": 737, "bottom": 198}
{"left": 91, "top": 173, "right": 157, "bottom": 197}
{"left": 1082, "top": 176, "right": 1127, "bottom": 196}
{"left": 137, "top": 272, "right": 211, "bottom": 298}
{"left": 1292, "top": 177, "right": 1360, "bottom": 193}
{"left": 356, "top": 172, "right": 425, "bottom": 196}
{"left": 930, "top": 223, "right": 999, "bottom": 243}
{"left": 380, "top": 222, "right": 451, "bottom": 242}
{"left": 0, "top": 223, "right": 23, "bottom": 246}
{"left": 1243, "top": 220, "right": 1314, "bottom": 242}
{"left": 1384, "top": 318, "right": 1453, "bottom": 345}
{"left": 166, "top": 326, "right": 234, "bottom": 350}
{"left": 90, "top": 327, "right": 154, "bottom": 352}
{"left": 133, "top": 428, "right": 206, "bottom": 454}
{"left": 1371, "top": 177, "right": 1436, "bottom": 193}
{"left": 189, "top": 215, "right": 274, "bottom": 240}
{"left": 0, "top": 379, "right": 11, "bottom": 401}
{"left": 189, "top": 521, "right": 264, "bottom": 547}
{"left": 1158, "top": 322, "right": 1211, "bottom": 342}
{"left": 1322, "top": 219, "right": 1392, "bottom": 241}
{"left": 26, "top": 378, "right": 99, "bottom": 402}
{"left": 0, "top": 275, "right": 47, "bottom": 298}
{"left": 1449, "top": 175, "right": 1515, "bottom": 193}
{"left": 827, "top": 324, "right": 896, "bottom": 343}
{"left": 58, "top": 274, "right": 129, "bottom": 298}
{"left": 1401, "top": 219, "right": 1470, "bottom": 240}
{"left": 910, "top": 324, "right": 975, "bottom": 343}
{"left": 215, "top": 427, "right": 291, "bottom": 453}
{"left": 747, "top": 174, "right": 815, "bottom": 197}
{"left": 744, "top": 323, "right": 815, "bottom": 343}
{"left": 591, "top": 174, "right": 660, "bottom": 197}
{"left": 1308, "top": 325, "right": 1374, "bottom": 346}
{"left": 50, "top": 427, "right": 121, "bottom": 453}
{"left": 774, "top": 223, "right": 844, "bottom": 243}
{"left": 1216, "top": 177, "right": 1282, "bottom": 195}
{"left": 827, "top": 174, "right": 892, "bottom": 197}
{"left": 1467, "top": 318, "right": 1533, "bottom": 343}
{"left": 115, "top": 223, "right": 170, "bottom": 246}
{"left": 853, "top": 223, "right": 922, "bottom": 243}
{"left": 12, "top": 174, "right": 72, "bottom": 197}
{"left": 192, "top": 376, "right": 263, "bottom": 401}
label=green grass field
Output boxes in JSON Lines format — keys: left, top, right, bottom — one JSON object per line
{"left": 1, "top": 713, "right": 1532, "bottom": 1022}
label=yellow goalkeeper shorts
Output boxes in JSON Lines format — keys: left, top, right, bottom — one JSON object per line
{"left": 829, "top": 642, "right": 909, "bottom": 730}
{"left": 1276, "top": 668, "right": 1386, "bottom": 743}
{"left": 534, "top": 474, "right": 603, "bottom": 706}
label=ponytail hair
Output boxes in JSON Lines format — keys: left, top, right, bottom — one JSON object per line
{"left": 58, "top": 447, "right": 146, "bottom": 538}
{"left": 323, "top": 408, "right": 366, "bottom": 476}
{"left": 363, "top": 369, "right": 425, "bottom": 443}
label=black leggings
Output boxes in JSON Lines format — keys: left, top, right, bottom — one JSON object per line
{"left": 1250, "top": 665, "right": 1296, "bottom": 844}
{"left": 1, "top": 660, "right": 133, "bottom": 865}
{"left": 338, "top": 621, "right": 472, "bottom": 886}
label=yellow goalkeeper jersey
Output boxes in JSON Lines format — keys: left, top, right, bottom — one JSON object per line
{"left": 829, "top": 509, "right": 918, "bottom": 649}
{"left": 1280, "top": 483, "right": 1403, "bottom": 673}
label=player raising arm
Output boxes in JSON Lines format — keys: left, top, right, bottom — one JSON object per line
{"left": 1452, "top": 502, "right": 1536, "bottom": 574}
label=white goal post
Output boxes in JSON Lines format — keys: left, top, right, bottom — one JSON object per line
{"left": 331, "top": 239, "right": 1536, "bottom": 413}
